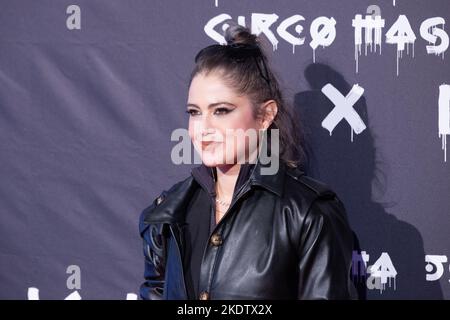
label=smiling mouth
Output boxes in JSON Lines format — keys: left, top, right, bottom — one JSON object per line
{"left": 201, "top": 141, "right": 216, "bottom": 148}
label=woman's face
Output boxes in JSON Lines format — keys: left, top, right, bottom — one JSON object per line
{"left": 187, "top": 71, "right": 263, "bottom": 167}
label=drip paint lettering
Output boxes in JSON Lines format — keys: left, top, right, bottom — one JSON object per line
{"left": 425, "top": 255, "right": 449, "bottom": 282}
{"left": 204, "top": 13, "right": 336, "bottom": 62}
{"left": 439, "top": 84, "right": 450, "bottom": 162}
{"left": 352, "top": 251, "right": 398, "bottom": 293}
{"left": 353, "top": 14, "right": 448, "bottom": 75}
{"left": 203, "top": 12, "right": 448, "bottom": 75}
{"left": 321, "top": 83, "right": 366, "bottom": 142}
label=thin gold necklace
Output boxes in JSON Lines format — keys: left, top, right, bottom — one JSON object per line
{"left": 215, "top": 198, "right": 231, "bottom": 206}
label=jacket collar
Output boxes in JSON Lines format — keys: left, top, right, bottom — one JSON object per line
{"left": 143, "top": 155, "right": 286, "bottom": 225}
{"left": 249, "top": 155, "right": 285, "bottom": 197}
{"left": 190, "top": 161, "right": 256, "bottom": 198}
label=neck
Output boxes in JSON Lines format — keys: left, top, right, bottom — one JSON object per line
{"left": 214, "top": 163, "right": 241, "bottom": 201}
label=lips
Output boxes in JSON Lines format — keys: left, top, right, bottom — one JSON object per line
{"left": 201, "top": 141, "right": 216, "bottom": 149}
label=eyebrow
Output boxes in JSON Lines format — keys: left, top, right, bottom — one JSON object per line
{"left": 186, "top": 102, "right": 236, "bottom": 109}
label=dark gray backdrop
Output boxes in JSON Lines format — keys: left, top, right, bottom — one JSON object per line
{"left": 0, "top": 0, "right": 449, "bottom": 299}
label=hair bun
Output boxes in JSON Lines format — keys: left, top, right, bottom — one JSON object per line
{"left": 224, "top": 22, "right": 258, "bottom": 46}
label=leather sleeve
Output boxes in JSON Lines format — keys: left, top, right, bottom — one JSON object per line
{"left": 297, "top": 196, "right": 357, "bottom": 299}
{"left": 138, "top": 203, "right": 167, "bottom": 300}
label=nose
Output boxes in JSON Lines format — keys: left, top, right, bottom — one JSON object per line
{"left": 192, "top": 114, "right": 215, "bottom": 140}
{"left": 201, "top": 128, "right": 215, "bottom": 136}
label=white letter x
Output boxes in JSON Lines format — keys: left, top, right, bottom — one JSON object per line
{"left": 321, "top": 83, "right": 366, "bottom": 140}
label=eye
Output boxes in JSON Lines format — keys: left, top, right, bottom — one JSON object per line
{"left": 214, "top": 107, "right": 232, "bottom": 115}
{"left": 186, "top": 109, "right": 200, "bottom": 116}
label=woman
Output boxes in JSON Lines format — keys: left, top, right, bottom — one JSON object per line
{"left": 139, "top": 24, "right": 357, "bottom": 300}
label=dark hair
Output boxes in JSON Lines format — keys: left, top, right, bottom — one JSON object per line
{"left": 189, "top": 22, "right": 305, "bottom": 169}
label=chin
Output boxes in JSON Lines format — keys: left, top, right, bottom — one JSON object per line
{"left": 200, "top": 152, "right": 236, "bottom": 167}
{"left": 199, "top": 152, "right": 221, "bottom": 167}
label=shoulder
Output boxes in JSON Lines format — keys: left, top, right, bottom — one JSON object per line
{"left": 138, "top": 175, "right": 194, "bottom": 234}
{"left": 283, "top": 165, "right": 337, "bottom": 204}
{"left": 279, "top": 166, "right": 353, "bottom": 256}
{"left": 147, "top": 175, "right": 193, "bottom": 208}
{"left": 281, "top": 165, "right": 351, "bottom": 227}
{"left": 153, "top": 175, "right": 194, "bottom": 205}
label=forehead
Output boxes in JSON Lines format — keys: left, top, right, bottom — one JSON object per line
{"left": 188, "top": 71, "right": 248, "bottom": 104}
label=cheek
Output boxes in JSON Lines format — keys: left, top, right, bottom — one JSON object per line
{"left": 226, "top": 108, "right": 259, "bottom": 131}
{"left": 188, "top": 119, "right": 201, "bottom": 143}
{"left": 188, "top": 122, "right": 194, "bottom": 141}
{"left": 221, "top": 109, "right": 260, "bottom": 161}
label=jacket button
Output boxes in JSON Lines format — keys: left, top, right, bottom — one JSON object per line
{"left": 155, "top": 195, "right": 164, "bottom": 205}
{"left": 210, "top": 234, "right": 223, "bottom": 246}
{"left": 199, "top": 291, "right": 209, "bottom": 300}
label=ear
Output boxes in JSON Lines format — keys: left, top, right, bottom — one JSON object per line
{"left": 259, "top": 100, "right": 278, "bottom": 130}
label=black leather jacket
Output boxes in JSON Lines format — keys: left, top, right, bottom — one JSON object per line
{"left": 139, "top": 159, "right": 357, "bottom": 300}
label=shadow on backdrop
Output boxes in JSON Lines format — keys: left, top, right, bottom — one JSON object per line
{"left": 294, "top": 63, "right": 443, "bottom": 299}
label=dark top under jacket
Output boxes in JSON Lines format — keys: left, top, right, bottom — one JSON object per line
{"left": 183, "top": 163, "right": 255, "bottom": 300}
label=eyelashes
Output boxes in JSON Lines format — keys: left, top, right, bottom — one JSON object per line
{"left": 185, "top": 109, "right": 200, "bottom": 116}
{"left": 214, "top": 107, "right": 232, "bottom": 115}
{"left": 186, "top": 107, "right": 234, "bottom": 117}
